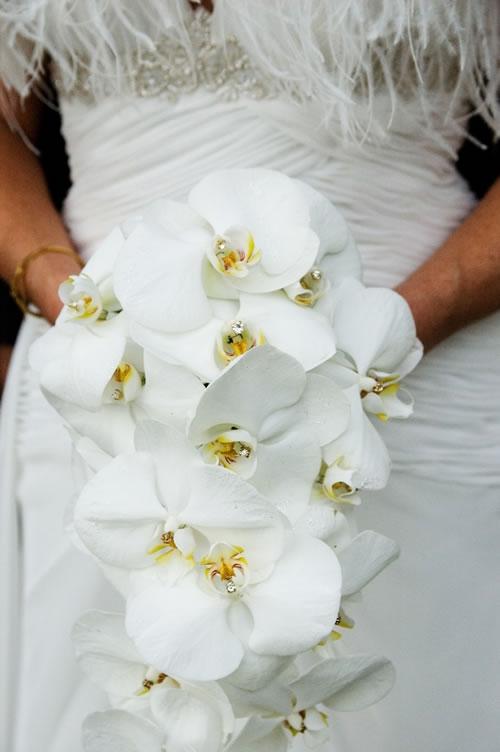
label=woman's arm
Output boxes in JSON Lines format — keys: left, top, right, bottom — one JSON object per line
{"left": 396, "top": 178, "right": 500, "bottom": 351}
{"left": 0, "top": 85, "right": 81, "bottom": 323}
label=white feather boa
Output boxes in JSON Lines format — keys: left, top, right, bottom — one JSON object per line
{"left": 0, "top": 0, "right": 498, "bottom": 142}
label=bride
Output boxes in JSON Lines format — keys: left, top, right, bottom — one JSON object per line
{"left": 0, "top": 1, "right": 499, "bottom": 750}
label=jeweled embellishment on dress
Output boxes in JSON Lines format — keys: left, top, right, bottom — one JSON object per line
{"left": 55, "top": 10, "right": 277, "bottom": 103}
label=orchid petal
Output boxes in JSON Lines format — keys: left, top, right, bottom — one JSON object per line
{"left": 246, "top": 534, "right": 342, "bottom": 655}
{"left": 331, "top": 278, "right": 417, "bottom": 374}
{"left": 250, "top": 423, "right": 321, "bottom": 523}
{"left": 114, "top": 222, "right": 211, "bottom": 333}
{"left": 182, "top": 465, "right": 285, "bottom": 579}
{"left": 294, "top": 179, "right": 361, "bottom": 278}
{"left": 130, "top": 316, "right": 225, "bottom": 383}
{"left": 134, "top": 421, "right": 198, "bottom": 516}
{"left": 139, "top": 197, "right": 213, "bottom": 242}
{"left": 224, "top": 602, "right": 293, "bottom": 692}
{"left": 223, "top": 679, "right": 293, "bottom": 719}
{"left": 337, "top": 530, "right": 400, "bottom": 596}
{"left": 73, "top": 611, "right": 145, "bottom": 697}
{"left": 225, "top": 717, "right": 287, "bottom": 752}
{"left": 188, "top": 345, "right": 306, "bottom": 442}
{"left": 30, "top": 321, "right": 127, "bottom": 410}
{"left": 322, "top": 386, "right": 391, "bottom": 491}
{"left": 137, "top": 352, "right": 204, "bottom": 430}
{"left": 82, "top": 710, "right": 163, "bottom": 752}
{"left": 126, "top": 572, "right": 242, "bottom": 681}
{"left": 189, "top": 169, "right": 317, "bottom": 284}
{"left": 238, "top": 292, "right": 336, "bottom": 372}
{"left": 84, "top": 226, "right": 125, "bottom": 285}
{"left": 150, "top": 684, "right": 224, "bottom": 752}
{"left": 47, "top": 397, "right": 136, "bottom": 457}
{"left": 364, "top": 383, "right": 414, "bottom": 420}
{"left": 74, "top": 452, "right": 165, "bottom": 568}
{"left": 301, "top": 373, "right": 350, "bottom": 445}
{"left": 395, "top": 339, "right": 424, "bottom": 378}
{"left": 227, "top": 650, "right": 292, "bottom": 693}
{"left": 290, "top": 655, "right": 395, "bottom": 712}
{"left": 295, "top": 500, "right": 341, "bottom": 541}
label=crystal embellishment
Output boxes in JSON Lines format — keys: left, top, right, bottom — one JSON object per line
{"left": 55, "top": 10, "right": 278, "bottom": 104}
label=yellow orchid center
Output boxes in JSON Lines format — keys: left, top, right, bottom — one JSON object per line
{"left": 318, "top": 460, "right": 357, "bottom": 504}
{"left": 59, "top": 274, "right": 102, "bottom": 321}
{"left": 216, "top": 320, "right": 266, "bottom": 366}
{"left": 360, "top": 372, "right": 401, "bottom": 422}
{"left": 201, "top": 428, "right": 256, "bottom": 477}
{"left": 136, "top": 668, "right": 180, "bottom": 696}
{"left": 105, "top": 362, "right": 143, "bottom": 403}
{"left": 207, "top": 438, "right": 252, "bottom": 467}
{"left": 147, "top": 530, "right": 178, "bottom": 564}
{"left": 71, "top": 294, "right": 98, "bottom": 317}
{"left": 283, "top": 708, "right": 329, "bottom": 737}
{"left": 201, "top": 544, "right": 248, "bottom": 594}
{"left": 210, "top": 227, "right": 262, "bottom": 278}
{"left": 330, "top": 607, "right": 355, "bottom": 641}
{"left": 285, "top": 266, "right": 329, "bottom": 307}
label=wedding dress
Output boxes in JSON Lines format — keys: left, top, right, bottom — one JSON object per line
{"left": 0, "top": 2, "right": 499, "bottom": 751}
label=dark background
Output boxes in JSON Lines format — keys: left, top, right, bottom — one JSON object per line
{"left": 1, "top": 106, "right": 499, "bottom": 348}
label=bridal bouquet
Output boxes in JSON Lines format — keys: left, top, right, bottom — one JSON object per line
{"left": 30, "top": 169, "right": 422, "bottom": 751}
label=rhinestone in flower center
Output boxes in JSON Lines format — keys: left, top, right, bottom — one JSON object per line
{"left": 209, "top": 227, "right": 262, "bottom": 278}
{"left": 216, "top": 319, "right": 266, "bottom": 366}
{"left": 201, "top": 543, "right": 247, "bottom": 595}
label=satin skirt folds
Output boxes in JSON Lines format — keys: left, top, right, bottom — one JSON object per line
{"left": 1, "top": 88, "right": 499, "bottom": 752}
{"left": 0, "top": 319, "right": 121, "bottom": 752}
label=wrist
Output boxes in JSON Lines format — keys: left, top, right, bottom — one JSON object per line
{"left": 396, "top": 261, "right": 462, "bottom": 351}
{"left": 16, "top": 246, "right": 83, "bottom": 323}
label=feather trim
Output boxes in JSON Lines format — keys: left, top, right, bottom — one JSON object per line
{"left": 0, "top": 0, "right": 498, "bottom": 143}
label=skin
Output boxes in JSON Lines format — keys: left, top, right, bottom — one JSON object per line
{"left": 0, "top": 84, "right": 499, "bottom": 346}
{"left": 395, "top": 178, "right": 500, "bottom": 350}
{"left": 0, "top": 89, "right": 80, "bottom": 323}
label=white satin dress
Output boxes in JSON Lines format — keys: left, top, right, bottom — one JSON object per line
{"left": 1, "top": 6, "right": 499, "bottom": 752}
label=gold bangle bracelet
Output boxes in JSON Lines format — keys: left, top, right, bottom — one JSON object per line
{"left": 10, "top": 245, "right": 84, "bottom": 317}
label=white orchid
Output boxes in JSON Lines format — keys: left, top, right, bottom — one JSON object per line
{"left": 30, "top": 332, "right": 204, "bottom": 457}
{"left": 74, "top": 610, "right": 233, "bottom": 752}
{"left": 283, "top": 178, "right": 361, "bottom": 307}
{"left": 321, "top": 278, "right": 423, "bottom": 422}
{"left": 224, "top": 654, "right": 395, "bottom": 751}
{"left": 129, "top": 291, "right": 337, "bottom": 383}
{"left": 30, "top": 224, "right": 204, "bottom": 456}
{"left": 74, "top": 420, "right": 342, "bottom": 681}
{"left": 113, "top": 169, "right": 359, "bottom": 381}
{"left": 126, "top": 531, "right": 341, "bottom": 683}
{"left": 59, "top": 226, "right": 124, "bottom": 325}
{"left": 188, "top": 345, "right": 350, "bottom": 522}
{"left": 303, "top": 383, "right": 392, "bottom": 525}
{"left": 74, "top": 421, "right": 282, "bottom": 572}
{"left": 293, "top": 382, "right": 392, "bottom": 543}
{"left": 319, "top": 530, "right": 400, "bottom": 645}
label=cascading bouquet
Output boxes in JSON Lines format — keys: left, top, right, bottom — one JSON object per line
{"left": 30, "top": 169, "right": 422, "bottom": 751}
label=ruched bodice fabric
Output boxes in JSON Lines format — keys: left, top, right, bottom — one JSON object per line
{"left": 60, "top": 90, "right": 499, "bottom": 486}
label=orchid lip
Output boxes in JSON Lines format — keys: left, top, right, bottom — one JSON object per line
{"left": 284, "top": 265, "right": 329, "bottom": 307}
{"left": 208, "top": 226, "right": 262, "bottom": 278}
{"left": 102, "top": 362, "right": 143, "bottom": 404}
{"left": 201, "top": 427, "right": 257, "bottom": 476}
{"left": 201, "top": 543, "right": 248, "bottom": 595}
{"left": 215, "top": 319, "right": 266, "bottom": 367}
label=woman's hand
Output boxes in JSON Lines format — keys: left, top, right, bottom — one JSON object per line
{"left": 23, "top": 251, "right": 83, "bottom": 323}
